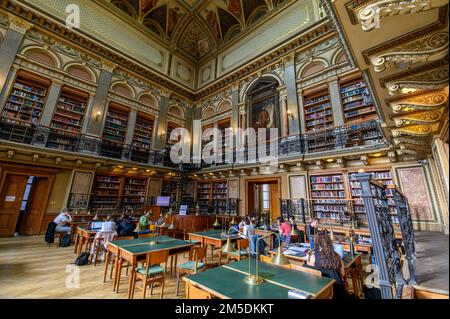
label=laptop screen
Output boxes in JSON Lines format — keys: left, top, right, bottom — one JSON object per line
{"left": 91, "top": 221, "right": 103, "bottom": 230}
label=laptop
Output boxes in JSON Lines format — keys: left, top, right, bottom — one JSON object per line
{"left": 90, "top": 221, "right": 103, "bottom": 230}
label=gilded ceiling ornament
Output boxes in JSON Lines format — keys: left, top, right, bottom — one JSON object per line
{"left": 371, "top": 32, "right": 449, "bottom": 72}
{"left": 385, "top": 66, "right": 449, "bottom": 95}
{"left": 0, "top": 13, "right": 9, "bottom": 27}
{"left": 358, "top": 0, "right": 448, "bottom": 32}
{"left": 391, "top": 124, "right": 433, "bottom": 137}
{"left": 393, "top": 109, "right": 443, "bottom": 125}
{"left": 390, "top": 91, "right": 448, "bottom": 113}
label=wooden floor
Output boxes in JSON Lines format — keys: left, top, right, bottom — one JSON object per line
{"left": 0, "top": 235, "right": 193, "bottom": 299}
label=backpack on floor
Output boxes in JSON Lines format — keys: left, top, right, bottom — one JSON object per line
{"left": 59, "top": 234, "right": 71, "bottom": 247}
{"left": 74, "top": 252, "right": 91, "bottom": 266}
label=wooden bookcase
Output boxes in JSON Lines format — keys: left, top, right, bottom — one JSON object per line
{"left": 47, "top": 87, "right": 88, "bottom": 150}
{"left": 303, "top": 88, "right": 333, "bottom": 132}
{"left": 101, "top": 104, "right": 129, "bottom": 159}
{"left": 212, "top": 181, "right": 228, "bottom": 214}
{"left": 122, "top": 177, "right": 148, "bottom": 212}
{"left": 348, "top": 170, "right": 396, "bottom": 226}
{"left": 91, "top": 174, "right": 122, "bottom": 212}
{"left": 131, "top": 113, "right": 154, "bottom": 163}
{"left": 91, "top": 173, "right": 149, "bottom": 213}
{"left": 196, "top": 182, "right": 212, "bottom": 214}
{"left": 2, "top": 75, "right": 49, "bottom": 126}
{"left": 309, "top": 173, "right": 350, "bottom": 226}
{"left": 340, "top": 77, "right": 377, "bottom": 124}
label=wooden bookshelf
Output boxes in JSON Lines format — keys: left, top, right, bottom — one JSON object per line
{"left": 196, "top": 182, "right": 212, "bottom": 214}
{"left": 349, "top": 170, "right": 397, "bottom": 226}
{"left": 101, "top": 105, "right": 129, "bottom": 159}
{"left": 91, "top": 174, "right": 122, "bottom": 212}
{"left": 340, "top": 77, "right": 377, "bottom": 124}
{"left": 131, "top": 113, "right": 154, "bottom": 163}
{"left": 309, "top": 173, "right": 350, "bottom": 226}
{"left": 303, "top": 88, "right": 333, "bottom": 132}
{"left": 47, "top": 88, "right": 88, "bottom": 151}
{"left": 212, "top": 181, "right": 228, "bottom": 214}
{"left": 2, "top": 75, "right": 49, "bottom": 126}
{"left": 122, "top": 177, "right": 148, "bottom": 212}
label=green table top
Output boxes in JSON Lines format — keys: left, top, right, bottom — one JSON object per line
{"left": 109, "top": 235, "right": 176, "bottom": 248}
{"left": 186, "top": 266, "right": 295, "bottom": 299}
{"left": 223, "top": 259, "right": 334, "bottom": 296}
{"left": 119, "top": 239, "right": 194, "bottom": 255}
{"left": 189, "top": 230, "right": 240, "bottom": 241}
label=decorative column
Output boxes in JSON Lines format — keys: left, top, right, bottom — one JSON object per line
{"left": 278, "top": 86, "right": 288, "bottom": 137}
{"left": 81, "top": 92, "right": 97, "bottom": 134}
{"left": 154, "top": 90, "right": 170, "bottom": 150}
{"left": 0, "top": 64, "right": 20, "bottom": 113}
{"left": 231, "top": 83, "right": 240, "bottom": 132}
{"left": 84, "top": 60, "right": 116, "bottom": 137}
{"left": 328, "top": 76, "right": 345, "bottom": 127}
{"left": 239, "top": 102, "right": 247, "bottom": 129}
{"left": 40, "top": 79, "right": 63, "bottom": 127}
{"left": 0, "top": 15, "right": 33, "bottom": 110}
{"left": 297, "top": 88, "right": 306, "bottom": 133}
{"left": 283, "top": 54, "right": 301, "bottom": 135}
{"left": 432, "top": 137, "right": 449, "bottom": 234}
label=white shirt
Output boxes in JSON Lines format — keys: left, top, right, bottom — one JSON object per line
{"left": 101, "top": 221, "right": 116, "bottom": 231}
{"left": 242, "top": 225, "right": 255, "bottom": 239}
{"left": 54, "top": 213, "right": 71, "bottom": 226}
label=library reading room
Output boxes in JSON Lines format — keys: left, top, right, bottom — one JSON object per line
{"left": 0, "top": 0, "right": 449, "bottom": 303}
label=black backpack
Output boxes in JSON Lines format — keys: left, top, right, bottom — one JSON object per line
{"left": 59, "top": 234, "right": 71, "bottom": 247}
{"left": 74, "top": 252, "right": 91, "bottom": 266}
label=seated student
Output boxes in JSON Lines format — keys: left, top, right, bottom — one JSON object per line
{"left": 238, "top": 217, "right": 247, "bottom": 228}
{"left": 53, "top": 209, "right": 72, "bottom": 234}
{"left": 277, "top": 217, "right": 292, "bottom": 244}
{"left": 117, "top": 214, "right": 135, "bottom": 237}
{"left": 101, "top": 215, "right": 116, "bottom": 232}
{"left": 156, "top": 214, "right": 165, "bottom": 226}
{"left": 136, "top": 211, "right": 152, "bottom": 234}
{"left": 306, "top": 218, "right": 319, "bottom": 249}
{"left": 241, "top": 218, "right": 255, "bottom": 239}
{"left": 289, "top": 216, "right": 305, "bottom": 242}
{"left": 306, "top": 232, "right": 348, "bottom": 299}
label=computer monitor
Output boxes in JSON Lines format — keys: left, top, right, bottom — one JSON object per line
{"left": 156, "top": 196, "right": 171, "bottom": 207}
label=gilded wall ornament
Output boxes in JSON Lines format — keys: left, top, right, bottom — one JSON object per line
{"left": 390, "top": 91, "right": 448, "bottom": 113}
{"left": 393, "top": 109, "right": 443, "bottom": 127}
{"left": 392, "top": 124, "right": 433, "bottom": 137}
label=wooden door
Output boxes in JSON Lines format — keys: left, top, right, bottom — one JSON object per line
{"left": 19, "top": 177, "right": 49, "bottom": 235}
{"left": 0, "top": 174, "right": 29, "bottom": 237}
{"left": 269, "top": 183, "right": 280, "bottom": 220}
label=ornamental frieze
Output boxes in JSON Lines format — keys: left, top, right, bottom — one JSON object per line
{"left": 391, "top": 124, "right": 433, "bottom": 137}
{"left": 113, "top": 69, "right": 161, "bottom": 96}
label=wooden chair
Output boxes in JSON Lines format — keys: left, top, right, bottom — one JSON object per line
{"left": 131, "top": 250, "right": 169, "bottom": 299}
{"left": 260, "top": 254, "right": 272, "bottom": 263}
{"left": 290, "top": 264, "right": 323, "bottom": 277}
{"left": 226, "top": 238, "right": 249, "bottom": 262}
{"left": 176, "top": 245, "right": 207, "bottom": 296}
{"left": 103, "top": 236, "right": 134, "bottom": 283}
{"left": 186, "top": 282, "right": 212, "bottom": 299}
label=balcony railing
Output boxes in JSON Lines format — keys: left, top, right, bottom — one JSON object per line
{"left": 0, "top": 120, "right": 168, "bottom": 168}
{"left": 0, "top": 119, "right": 386, "bottom": 169}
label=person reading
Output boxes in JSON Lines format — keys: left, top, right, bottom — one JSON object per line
{"left": 53, "top": 209, "right": 72, "bottom": 235}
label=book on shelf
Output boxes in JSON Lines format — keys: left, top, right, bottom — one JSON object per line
{"left": 340, "top": 78, "right": 376, "bottom": 123}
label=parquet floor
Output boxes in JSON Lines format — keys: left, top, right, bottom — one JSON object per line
{"left": 0, "top": 235, "right": 194, "bottom": 299}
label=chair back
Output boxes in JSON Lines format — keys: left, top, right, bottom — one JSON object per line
{"left": 237, "top": 238, "right": 249, "bottom": 250}
{"left": 190, "top": 245, "right": 207, "bottom": 273}
{"left": 143, "top": 250, "right": 168, "bottom": 278}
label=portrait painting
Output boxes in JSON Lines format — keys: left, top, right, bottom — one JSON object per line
{"left": 250, "top": 97, "right": 277, "bottom": 130}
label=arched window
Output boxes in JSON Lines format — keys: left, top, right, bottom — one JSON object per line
{"left": 139, "top": 94, "right": 157, "bottom": 107}
{"left": 25, "top": 49, "right": 58, "bottom": 68}
{"left": 66, "top": 65, "right": 94, "bottom": 82}
{"left": 168, "top": 105, "right": 184, "bottom": 118}
{"left": 301, "top": 62, "right": 326, "bottom": 77}
{"left": 112, "top": 83, "right": 133, "bottom": 97}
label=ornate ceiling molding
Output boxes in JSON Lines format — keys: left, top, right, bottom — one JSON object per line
{"left": 389, "top": 89, "right": 448, "bottom": 113}
{"left": 391, "top": 124, "right": 433, "bottom": 137}
{"left": 393, "top": 109, "right": 444, "bottom": 127}
{"left": 361, "top": 5, "right": 448, "bottom": 65}
{"left": 382, "top": 59, "right": 449, "bottom": 95}
{"left": 357, "top": 0, "right": 448, "bottom": 32}
{"left": 371, "top": 32, "right": 449, "bottom": 72}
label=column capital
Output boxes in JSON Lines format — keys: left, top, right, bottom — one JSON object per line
{"left": 231, "top": 82, "right": 240, "bottom": 92}
{"left": 283, "top": 53, "right": 296, "bottom": 67}
{"left": 7, "top": 14, "right": 33, "bottom": 34}
{"left": 160, "top": 89, "right": 171, "bottom": 98}
{"left": 327, "top": 76, "right": 339, "bottom": 84}
{"left": 101, "top": 60, "right": 117, "bottom": 73}
{"left": 51, "top": 79, "right": 64, "bottom": 86}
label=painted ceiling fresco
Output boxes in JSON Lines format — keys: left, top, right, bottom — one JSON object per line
{"left": 107, "top": 0, "right": 291, "bottom": 60}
